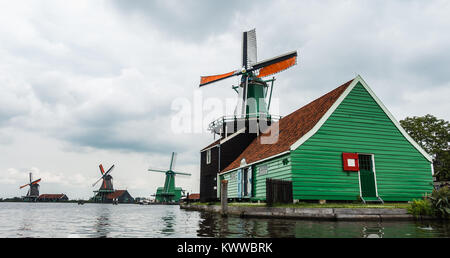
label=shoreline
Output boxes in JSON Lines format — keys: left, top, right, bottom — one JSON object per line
{"left": 180, "top": 203, "right": 437, "bottom": 221}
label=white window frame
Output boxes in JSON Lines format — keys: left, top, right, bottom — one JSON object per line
{"left": 206, "top": 149, "right": 211, "bottom": 164}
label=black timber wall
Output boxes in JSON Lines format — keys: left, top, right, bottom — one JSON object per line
{"left": 200, "top": 132, "right": 257, "bottom": 202}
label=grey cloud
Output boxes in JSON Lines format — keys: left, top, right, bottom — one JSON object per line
{"left": 109, "top": 0, "right": 270, "bottom": 41}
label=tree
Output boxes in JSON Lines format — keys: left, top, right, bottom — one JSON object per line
{"left": 400, "top": 114, "right": 449, "bottom": 181}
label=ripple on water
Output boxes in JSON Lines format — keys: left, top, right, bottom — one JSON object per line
{"left": 0, "top": 203, "right": 448, "bottom": 238}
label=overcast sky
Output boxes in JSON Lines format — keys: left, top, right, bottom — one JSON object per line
{"left": 1, "top": 0, "right": 449, "bottom": 199}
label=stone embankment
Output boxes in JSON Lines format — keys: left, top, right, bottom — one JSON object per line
{"left": 180, "top": 204, "right": 428, "bottom": 221}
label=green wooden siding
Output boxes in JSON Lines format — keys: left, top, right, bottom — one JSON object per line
{"left": 219, "top": 154, "right": 291, "bottom": 200}
{"left": 291, "top": 82, "right": 433, "bottom": 201}
{"left": 220, "top": 171, "right": 239, "bottom": 198}
{"left": 252, "top": 154, "right": 291, "bottom": 200}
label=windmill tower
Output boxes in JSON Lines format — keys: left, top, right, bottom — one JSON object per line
{"left": 19, "top": 172, "right": 41, "bottom": 202}
{"left": 148, "top": 152, "right": 191, "bottom": 203}
{"left": 200, "top": 28, "right": 298, "bottom": 137}
{"left": 92, "top": 164, "right": 115, "bottom": 203}
{"left": 199, "top": 29, "right": 298, "bottom": 202}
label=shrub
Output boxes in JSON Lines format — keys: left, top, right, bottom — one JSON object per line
{"left": 429, "top": 186, "right": 450, "bottom": 219}
{"left": 408, "top": 199, "right": 433, "bottom": 217}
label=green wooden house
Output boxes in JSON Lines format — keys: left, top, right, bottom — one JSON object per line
{"left": 218, "top": 75, "right": 434, "bottom": 202}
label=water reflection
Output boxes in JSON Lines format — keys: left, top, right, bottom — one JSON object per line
{"left": 196, "top": 211, "right": 450, "bottom": 238}
{"left": 197, "top": 213, "right": 297, "bottom": 238}
{"left": 0, "top": 203, "right": 448, "bottom": 238}
{"left": 362, "top": 224, "right": 384, "bottom": 238}
{"left": 93, "top": 207, "right": 111, "bottom": 238}
{"left": 160, "top": 212, "right": 176, "bottom": 236}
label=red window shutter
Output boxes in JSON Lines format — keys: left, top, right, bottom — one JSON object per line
{"left": 343, "top": 153, "right": 359, "bottom": 171}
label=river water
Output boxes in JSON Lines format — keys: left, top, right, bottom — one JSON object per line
{"left": 0, "top": 202, "right": 448, "bottom": 238}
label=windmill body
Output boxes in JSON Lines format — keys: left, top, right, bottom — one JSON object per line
{"left": 19, "top": 173, "right": 41, "bottom": 202}
{"left": 148, "top": 152, "right": 191, "bottom": 203}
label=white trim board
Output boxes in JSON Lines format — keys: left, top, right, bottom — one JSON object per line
{"left": 200, "top": 144, "right": 219, "bottom": 153}
{"left": 219, "top": 151, "right": 290, "bottom": 175}
{"left": 289, "top": 75, "right": 432, "bottom": 163}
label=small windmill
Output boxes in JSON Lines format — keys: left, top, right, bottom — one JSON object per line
{"left": 19, "top": 172, "right": 41, "bottom": 202}
{"left": 148, "top": 152, "right": 191, "bottom": 203}
{"left": 92, "top": 164, "right": 115, "bottom": 203}
{"left": 199, "top": 29, "right": 298, "bottom": 135}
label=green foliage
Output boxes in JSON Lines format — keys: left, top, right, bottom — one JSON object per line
{"left": 430, "top": 186, "right": 450, "bottom": 219}
{"left": 434, "top": 150, "right": 449, "bottom": 181}
{"left": 408, "top": 199, "right": 433, "bottom": 217}
{"left": 400, "top": 114, "right": 450, "bottom": 181}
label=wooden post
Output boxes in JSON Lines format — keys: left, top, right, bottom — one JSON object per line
{"left": 221, "top": 180, "right": 228, "bottom": 217}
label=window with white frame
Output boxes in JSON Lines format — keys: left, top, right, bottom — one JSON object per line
{"left": 206, "top": 149, "right": 211, "bottom": 164}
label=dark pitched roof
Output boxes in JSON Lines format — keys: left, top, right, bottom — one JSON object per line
{"left": 106, "top": 190, "right": 127, "bottom": 200}
{"left": 221, "top": 79, "right": 354, "bottom": 172}
{"left": 38, "top": 194, "right": 67, "bottom": 199}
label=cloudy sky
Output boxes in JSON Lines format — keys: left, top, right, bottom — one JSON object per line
{"left": 1, "top": 0, "right": 449, "bottom": 199}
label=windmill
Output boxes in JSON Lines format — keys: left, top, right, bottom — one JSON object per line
{"left": 199, "top": 28, "right": 298, "bottom": 136}
{"left": 19, "top": 172, "right": 41, "bottom": 202}
{"left": 148, "top": 152, "right": 191, "bottom": 203}
{"left": 92, "top": 164, "right": 115, "bottom": 203}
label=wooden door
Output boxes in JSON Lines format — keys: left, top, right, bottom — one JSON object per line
{"left": 359, "top": 154, "right": 377, "bottom": 198}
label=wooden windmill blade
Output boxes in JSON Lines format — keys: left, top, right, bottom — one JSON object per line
{"left": 252, "top": 51, "right": 298, "bottom": 78}
{"left": 172, "top": 171, "right": 192, "bottom": 176}
{"left": 92, "top": 176, "right": 103, "bottom": 187}
{"left": 199, "top": 29, "right": 258, "bottom": 87}
{"left": 99, "top": 164, "right": 105, "bottom": 174}
{"left": 199, "top": 70, "right": 240, "bottom": 87}
{"left": 19, "top": 183, "right": 30, "bottom": 189}
{"left": 243, "top": 28, "right": 257, "bottom": 69}
{"left": 31, "top": 179, "right": 41, "bottom": 185}
{"left": 147, "top": 168, "right": 168, "bottom": 173}
{"left": 169, "top": 152, "right": 175, "bottom": 170}
{"left": 19, "top": 173, "right": 40, "bottom": 189}
{"left": 104, "top": 164, "right": 115, "bottom": 176}
{"left": 93, "top": 164, "right": 111, "bottom": 187}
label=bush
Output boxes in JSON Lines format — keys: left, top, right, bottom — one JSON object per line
{"left": 408, "top": 199, "right": 433, "bottom": 217}
{"left": 430, "top": 186, "right": 450, "bottom": 219}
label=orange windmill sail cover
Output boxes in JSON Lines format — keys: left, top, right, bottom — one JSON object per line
{"left": 200, "top": 71, "right": 236, "bottom": 86}
{"left": 257, "top": 56, "right": 297, "bottom": 78}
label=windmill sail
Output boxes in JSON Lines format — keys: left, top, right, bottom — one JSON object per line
{"left": 199, "top": 70, "right": 239, "bottom": 87}
{"left": 254, "top": 51, "right": 297, "bottom": 78}
{"left": 243, "top": 29, "right": 257, "bottom": 69}
{"left": 198, "top": 28, "right": 298, "bottom": 127}
{"left": 92, "top": 164, "right": 114, "bottom": 191}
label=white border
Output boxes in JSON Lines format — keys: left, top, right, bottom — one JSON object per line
{"left": 200, "top": 143, "right": 219, "bottom": 153}
{"left": 290, "top": 75, "right": 432, "bottom": 162}
{"left": 220, "top": 150, "right": 290, "bottom": 175}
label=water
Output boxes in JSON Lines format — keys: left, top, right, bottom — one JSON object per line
{"left": 0, "top": 202, "right": 448, "bottom": 238}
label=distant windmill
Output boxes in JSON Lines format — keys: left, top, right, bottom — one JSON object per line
{"left": 19, "top": 172, "right": 41, "bottom": 202}
{"left": 92, "top": 164, "right": 115, "bottom": 203}
{"left": 148, "top": 152, "right": 191, "bottom": 203}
